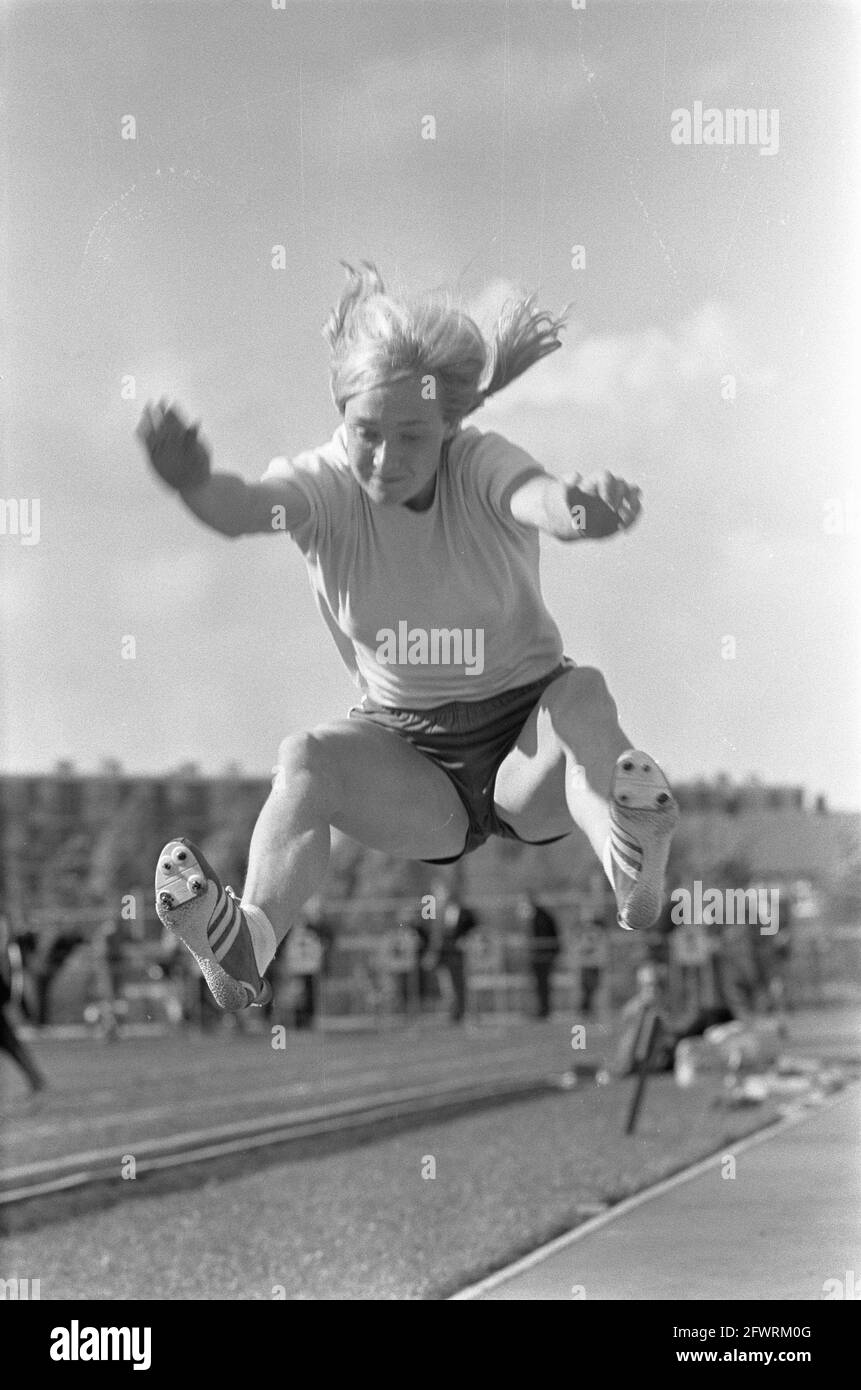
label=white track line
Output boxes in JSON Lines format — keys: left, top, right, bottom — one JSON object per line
{"left": 449, "top": 1081, "right": 861, "bottom": 1300}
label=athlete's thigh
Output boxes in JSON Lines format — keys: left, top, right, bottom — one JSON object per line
{"left": 309, "top": 718, "right": 469, "bottom": 860}
{"left": 492, "top": 685, "right": 574, "bottom": 841}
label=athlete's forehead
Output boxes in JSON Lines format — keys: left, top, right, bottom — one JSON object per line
{"left": 352, "top": 414, "right": 428, "bottom": 427}
{"left": 343, "top": 377, "right": 442, "bottom": 426}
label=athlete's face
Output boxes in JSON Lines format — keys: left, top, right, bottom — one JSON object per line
{"left": 343, "top": 377, "right": 456, "bottom": 511}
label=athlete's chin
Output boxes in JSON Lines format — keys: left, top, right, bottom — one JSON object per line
{"left": 367, "top": 483, "right": 412, "bottom": 506}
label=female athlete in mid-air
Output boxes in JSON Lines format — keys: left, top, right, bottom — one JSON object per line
{"left": 136, "top": 263, "right": 679, "bottom": 1011}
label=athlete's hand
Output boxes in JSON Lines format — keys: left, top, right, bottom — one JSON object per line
{"left": 564, "top": 471, "right": 642, "bottom": 539}
{"left": 136, "top": 400, "right": 212, "bottom": 492}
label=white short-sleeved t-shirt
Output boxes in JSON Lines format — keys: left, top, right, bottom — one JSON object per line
{"left": 261, "top": 423, "right": 565, "bottom": 709}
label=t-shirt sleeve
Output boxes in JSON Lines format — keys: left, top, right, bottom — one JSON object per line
{"left": 259, "top": 447, "right": 344, "bottom": 555}
{"left": 464, "top": 429, "right": 548, "bottom": 525}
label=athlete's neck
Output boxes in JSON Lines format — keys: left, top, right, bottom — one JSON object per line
{"left": 403, "top": 474, "right": 437, "bottom": 512}
{"left": 403, "top": 439, "right": 451, "bottom": 512}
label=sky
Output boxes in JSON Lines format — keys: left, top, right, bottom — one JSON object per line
{"left": 2, "top": 0, "right": 859, "bottom": 807}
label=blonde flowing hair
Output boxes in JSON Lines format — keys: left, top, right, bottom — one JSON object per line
{"left": 323, "top": 261, "right": 569, "bottom": 426}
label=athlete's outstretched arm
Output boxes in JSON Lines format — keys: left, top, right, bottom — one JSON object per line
{"left": 135, "top": 400, "right": 310, "bottom": 538}
{"left": 509, "top": 470, "right": 642, "bottom": 542}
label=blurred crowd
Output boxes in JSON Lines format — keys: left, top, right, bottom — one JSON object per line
{"left": 0, "top": 867, "right": 814, "bottom": 1094}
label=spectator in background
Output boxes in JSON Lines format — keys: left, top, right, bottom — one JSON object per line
{"left": 380, "top": 916, "right": 422, "bottom": 1017}
{"left": 430, "top": 886, "right": 477, "bottom": 1024}
{"left": 644, "top": 897, "right": 674, "bottom": 978}
{"left": 709, "top": 859, "right": 761, "bottom": 1014}
{"left": 266, "top": 939, "right": 292, "bottom": 1029}
{"left": 303, "top": 895, "right": 337, "bottom": 976}
{"left": 270, "top": 894, "right": 335, "bottom": 1030}
{"left": 29, "top": 927, "right": 86, "bottom": 1026}
{"left": 614, "top": 963, "right": 677, "bottom": 1075}
{"left": 10, "top": 929, "right": 41, "bottom": 1025}
{"left": 0, "top": 915, "right": 46, "bottom": 1095}
{"left": 403, "top": 905, "right": 435, "bottom": 1011}
{"left": 770, "top": 890, "right": 793, "bottom": 1012}
{"left": 519, "top": 895, "right": 561, "bottom": 1020}
{"left": 576, "top": 915, "right": 609, "bottom": 1018}
{"left": 285, "top": 918, "right": 325, "bottom": 1028}
{"left": 84, "top": 920, "right": 126, "bottom": 1041}
{"left": 157, "top": 926, "right": 198, "bottom": 1027}
{"left": 667, "top": 883, "right": 736, "bottom": 1038}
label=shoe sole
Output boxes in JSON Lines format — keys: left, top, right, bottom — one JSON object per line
{"left": 610, "top": 751, "right": 679, "bottom": 931}
{"left": 155, "top": 838, "right": 270, "bottom": 1011}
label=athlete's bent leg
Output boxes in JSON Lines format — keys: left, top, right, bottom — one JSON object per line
{"left": 493, "top": 667, "right": 678, "bottom": 929}
{"left": 243, "top": 721, "right": 469, "bottom": 940}
{"left": 493, "top": 668, "right": 628, "bottom": 855}
{"left": 156, "top": 721, "right": 469, "bottom": 1009}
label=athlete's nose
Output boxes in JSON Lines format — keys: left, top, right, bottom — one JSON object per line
{"left": 373, "top": 442, "right": 400, "bottom": 477}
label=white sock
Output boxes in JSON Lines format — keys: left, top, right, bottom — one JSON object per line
{"left": 241, "top": 902, "right": 278, "bottom": 975}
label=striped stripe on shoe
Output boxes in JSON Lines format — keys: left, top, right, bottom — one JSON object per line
{"left": 607, "top": 820, "right": 644, "bottom": 879}
{"left": 208, "top": 887, "right": 246, "bottom": 962}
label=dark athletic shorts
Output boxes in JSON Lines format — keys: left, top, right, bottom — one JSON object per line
{"left": 348, "top": 659, "right": 574, "bottom": 863}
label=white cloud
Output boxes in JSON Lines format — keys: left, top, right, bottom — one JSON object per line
{"left": 475, "top": 301, "right": 756, "bottom": 426}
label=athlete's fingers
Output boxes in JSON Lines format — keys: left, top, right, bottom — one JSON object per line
{"left": 603, "top": 472, "right": 626, "bottom": 511}
{"left": 617, "top": 493, "right": 643, "bottom": 530}
{"left": 155, "top": 400, "right": 185, "bottom": 437}
{"left": 156, "top": 412, "right": 189, "bottom": 453}
{"left": 134, "top": 403, "right": 157, "bottom": 442}
{"left": 162, "top": 404, "right": 188, "bottom": 433}
{"left": 604, "top": 476, "right": 640, "bottom": 519}
{"left": 586, "top": 473, "right": 621, "bottom": 507}
{"left": 139, "top": 408, "right": 169, "bottom": 458}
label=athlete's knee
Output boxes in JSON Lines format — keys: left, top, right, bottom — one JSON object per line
{"left": 275, "top": 731, "right": 314, "bottom": 776}
{"left": 272, "top": 731, "right": 337, "bottom": 806}
{"left": 547, "top": 666, "right": 618, "bottom": 726}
